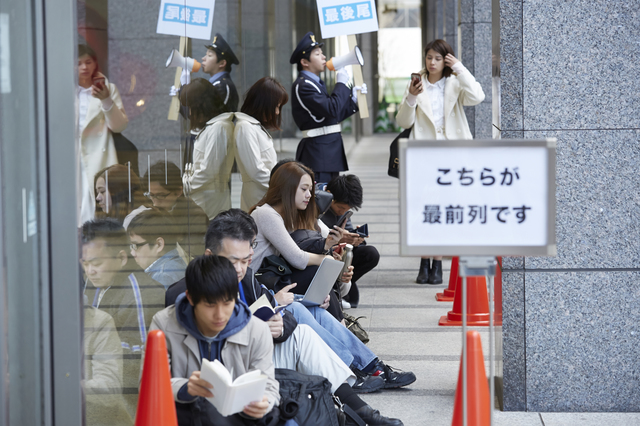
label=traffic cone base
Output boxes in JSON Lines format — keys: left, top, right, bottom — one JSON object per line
{"left": 439, "top": 276, "right": 491, "bottom": 327}
{"left": 451, "top": 331, "right": 491, "bottom": 426}
{"left": 436, "top": 256, "right": 460, "bottom": 302}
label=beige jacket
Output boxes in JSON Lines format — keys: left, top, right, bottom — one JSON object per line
{"left": 80, "top": 74, "right": 128, "bottom": 203}
{"left": 190, "top": 112, "right": 235, "bottom": 219}
{"left": 234, "top": 112, "right": 277, "bottom": 211}
{"left": 147, "top": 304, "right": 280, "bottom": 411}
{"left": 396, "top": 71, "right": 485, "bottom": 140}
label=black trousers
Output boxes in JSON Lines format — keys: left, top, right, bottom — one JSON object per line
{"left": 345, "top": 244, "right": 380, "bottom": 305}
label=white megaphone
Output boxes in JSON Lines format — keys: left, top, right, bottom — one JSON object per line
{"left": 326, "top": 46, "right": 364, "bottom": 71}
{"left": 166, "top": 49, "right": 202, "bottom": 72}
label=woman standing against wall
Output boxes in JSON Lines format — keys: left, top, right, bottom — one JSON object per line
{"left": 77, "top": 44, "right": 128, "bottom": 226}
{"left": 396, "top": 39, "right": 485, "bottom": 284}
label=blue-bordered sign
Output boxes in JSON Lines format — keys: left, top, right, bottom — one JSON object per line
{"left": 156, "top": 0, "right": 215, "bottom": 40}
{"left": 317, "top": 0, "right": 379, "bottom": 39}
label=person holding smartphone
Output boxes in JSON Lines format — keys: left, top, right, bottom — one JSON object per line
{"left": 77, "top": 44, "right": 128, "bottom": 227}
{"left": 396, "top": 39, "right": 485, "bottom": 284}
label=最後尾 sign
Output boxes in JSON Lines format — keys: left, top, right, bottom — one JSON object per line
{"left": 156, "top": 0, "right": 215, "bottom": 40}
{"left": 400, "top": 139, "right": 556, "bottom": 256}
{"left": 316, "top": 0, "right": 379, "bottom": 39}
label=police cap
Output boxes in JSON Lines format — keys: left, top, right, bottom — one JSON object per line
{"left": 289, "top": 32, "right": 324, "bottom": 64}
{"left": 204, "top": 33, "right": 239, "bottom": 65}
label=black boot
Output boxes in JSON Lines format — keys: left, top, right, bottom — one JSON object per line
{"left": 354, "top": 405, "right": 404, "bottom": 426}
{"left": 415, "top": 258, "right": 430, "bottom": 284}
{"left": 427, "top": 260, "right": 443, "bottom": 284}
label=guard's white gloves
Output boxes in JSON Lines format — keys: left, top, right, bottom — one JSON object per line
{"left": 169, "top": 85, "right": 179, "bottom": 97}
{"left": 182, "top": 163, "right": 194, "bottom": 196}
{"left": 336, "top": 68, "right": 350, "bottom": 85}
{"left": 180, "top": 68, "right": 191, "bottom": 85}
{"left": 351, "top": 83, "right": 367, "bottom": 102}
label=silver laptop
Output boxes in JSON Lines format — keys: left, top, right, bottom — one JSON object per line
{"left": 294, "top": 258, "right": 344, "bottom": 306}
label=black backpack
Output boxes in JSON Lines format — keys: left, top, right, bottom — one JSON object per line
{"left": 275, "top": 369, "right": 339, "bottom": 426}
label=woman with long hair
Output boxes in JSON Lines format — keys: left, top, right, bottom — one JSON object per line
{"left": 396, "top": 39, "right": 485, "bottom": 284}
{"left": 94, "top": 164, "right": 149, "bottom": 226}
{"left": 234, "top": 77, "right": 289, "bottom": 211}
{"left": 180, "top": 78, "right": 234, "bottom": 219}
{"left": 77, "top": 44, "right": 128, "bottom": 226}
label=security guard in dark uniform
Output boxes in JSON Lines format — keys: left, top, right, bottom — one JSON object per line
{"left": 203, "top": 33, "right": 240, "bottom": 112}
{"left": 290, "top": 32, "right": 364, "bottom": 183}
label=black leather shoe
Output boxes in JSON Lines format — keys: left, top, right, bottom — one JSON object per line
{"left": 427, "top": 260, "right": 443, "bottom": 284}
{"left": 373, "top": 362, "right": 417, "bottom": 389}
{"left": 354, "top": 405, "right": 404, "bottom": 426}
{"left": 351, "top": 369, "right": 384, "bottom": 393}
{"left": 415, "top": 258, "right": 430, "bottom": 284}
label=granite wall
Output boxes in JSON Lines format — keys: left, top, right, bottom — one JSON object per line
{"left": 498, "top": 0, "right": 640, "bottom": 412}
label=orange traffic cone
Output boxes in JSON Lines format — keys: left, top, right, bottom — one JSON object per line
{"left": 451, "top": 331, "right": 490, "bottom": 426}
{"left": 135, "top": 330, "right": 178, "bottom": 426}
{"left": 436, "top": 256, "right": 460, "bottom": 302}
{"left": 439, "top": 276, "right": 490, "bottom": 326}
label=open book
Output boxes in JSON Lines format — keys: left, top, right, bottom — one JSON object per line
{"left": 200, "top": 358, "right": 268, "bottom": 417}
{"left": 249, "top": 294, "right": 286, "bottom": 322}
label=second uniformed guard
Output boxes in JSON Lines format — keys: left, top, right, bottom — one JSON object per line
{"left": 290, "top": 32, "right": 367, "bottom": 183}
{"left": 202, "top": 33, "right": 240, "bottom": 112}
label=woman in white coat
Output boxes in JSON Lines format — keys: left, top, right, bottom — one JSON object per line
{"left": 234, "top": 77, "right": 289, "bottom": 211}
{"left": 77, "top": 45, "right": 128, "bottom": 226}
{"left": 180, "top": 79, "right": 234, "bottom": 220}
{"left": 396, "top": 39, "right": 485, "bottom": 284}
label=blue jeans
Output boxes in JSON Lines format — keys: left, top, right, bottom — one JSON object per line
{"left": 285, "top": 302, "right": 377, "bottom": 371}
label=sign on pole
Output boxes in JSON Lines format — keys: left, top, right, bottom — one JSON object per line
{"left": 316, "top": 0, "right": 379, "bottom": 39}
{"left": 156, "top": 0, "right": 215, "bottom": 40}
{"left": 399, "top": 139, "right": 557, "bottom": 257}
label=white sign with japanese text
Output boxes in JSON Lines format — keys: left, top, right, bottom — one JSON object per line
{"left": 400, "top": 139, "right": 557, "bottom": 256}
{"left": 156, "top": 0, "right": 215, "bottom": 40}
{"left": 316, "top": 0, "right": 379, "bottom": 39}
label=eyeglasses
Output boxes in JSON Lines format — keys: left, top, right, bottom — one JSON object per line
{"left": 144, "top": 191, "right": 172, "bottom": 200}
{"left": 251, "top": 240, "right": 258, "bottom": 249}
{"left": 130, "top": 241, "right": 150, "bottom": 252}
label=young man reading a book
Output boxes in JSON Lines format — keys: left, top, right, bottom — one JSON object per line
{"left": 147, "top": 255, "right": 279, "bottom": 426}
{"left": 165, "top": 209, "right": 405, "bottom": 426}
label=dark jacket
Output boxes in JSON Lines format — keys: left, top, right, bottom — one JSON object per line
{"left": 165, "top": 267, "right": 297, "bottom": 344}
{"left": 291, "top": 74, "right": 357, "bottom": 173}
{"left": 211, "top": 72, "right": 239, "bottom": 112}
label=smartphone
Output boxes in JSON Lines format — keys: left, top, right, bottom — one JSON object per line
{"left": 354, "top": 223, "right": 369, "bottom": 238}
{"left": 411, "top": 73, "right": 421, "bottom": 85}
{"left": 92, "top": 77, "right": 105, "bottom": 90}
{"left": 337, "top": 211, "right": 353, "bottom": 228}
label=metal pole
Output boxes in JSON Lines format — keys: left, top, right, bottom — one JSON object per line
{"left": 147, "top": 155, "right": 151, "bottom": 192}
{"left": 489, "top": 271, "right": 495, "bottom": 426}
{"left": 105, "top": 170, "right": 109, "bottom": 214}
{"left": 179, "top": 143, "right": 183, "bottom": 175}
{"left": 127, "top": 161, "right": 131, "bottom": 203}
{"left": 165, "top": 149, "right": 168, "bottom": 184}
{"left": 462, "top": 274, "right": 468, "bottom": 426}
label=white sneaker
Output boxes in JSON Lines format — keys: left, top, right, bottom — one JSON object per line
{"left": 341, "top": 300, "right": 352, "bottom": 310}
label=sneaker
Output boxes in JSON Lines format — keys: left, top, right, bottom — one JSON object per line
{"left": 372, "top": 362, "right": 416, "bottom": 389}
{"left": 351, "top": 368, "right": 384, "bottom": 393}
{"left": 354, "top": 405, "right": 404, "bottom": 426}
{"left": 341, "top": 299, "right": 352, "bottom": 309}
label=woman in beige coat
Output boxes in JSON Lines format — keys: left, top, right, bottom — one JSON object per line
{"left": 77, "top": 45, "right": 128, "bottom": 226}
{"left": 396, "top": 39, "right": 485, "bottom": 284}
{"left": 180, "top": 79, "right": 235, "bottom": 220}
{"left": 234, "top": 77, "right": 289, "bottom": 211}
